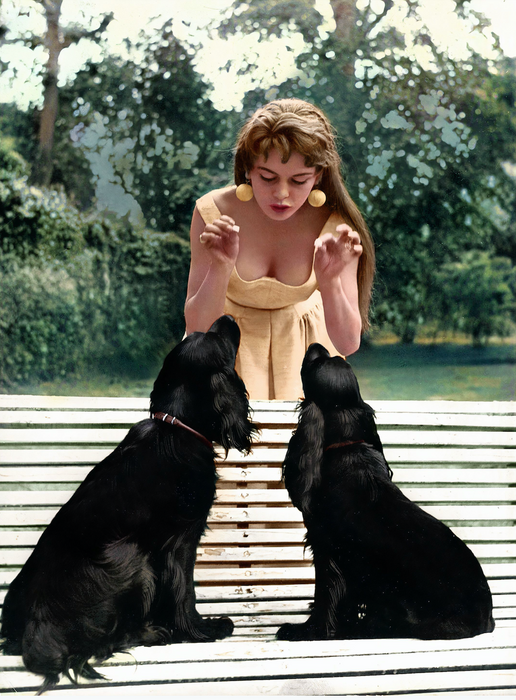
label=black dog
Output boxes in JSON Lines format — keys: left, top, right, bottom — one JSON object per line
{"left": 1, "top": 315, "right": 257, "bottom": 693}
{"left": 277, "top": 343, "right": 494, "bottom": 641}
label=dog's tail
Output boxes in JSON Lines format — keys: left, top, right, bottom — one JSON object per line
{"left": 22, "top": 619, "right": 105, "bottom": 694}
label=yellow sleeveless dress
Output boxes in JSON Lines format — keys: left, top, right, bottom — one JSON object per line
{"left": 196, "top": 188, "right": 346, "bottom": 400}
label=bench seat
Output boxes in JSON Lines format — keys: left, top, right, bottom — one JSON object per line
{"left": 0, "top": 396, "right": 515, "bottom": 696}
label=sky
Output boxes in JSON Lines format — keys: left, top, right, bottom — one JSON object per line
{"left": 0, "top": 0, "right": 515, "bottom": 111}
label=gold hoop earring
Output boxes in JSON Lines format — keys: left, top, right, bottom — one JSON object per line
{"left": 308, "top": 189, "right": 326, "bottom": 207}
{"left": 236, "top": 183, "right": 254, "bottom": 202}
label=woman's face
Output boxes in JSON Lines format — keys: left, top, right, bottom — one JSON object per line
{"left": 247, "top": 149, "right": 320, "bottom": 221}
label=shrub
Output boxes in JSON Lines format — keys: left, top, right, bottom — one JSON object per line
{"left": 0, "top": 264, "right": 87, "bottom": 385}
{"left": 434, "top": 251, "right": 516, "bottom": 345}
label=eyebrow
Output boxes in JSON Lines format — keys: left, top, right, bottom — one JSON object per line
{"left": 257, "top": 166, "right": 314, "bottom": 177}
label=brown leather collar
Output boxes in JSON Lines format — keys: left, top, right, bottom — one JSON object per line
{"left": 325, "top": 439, "right": 365, "bottom": 452}
{"left": 153, "top": 412, "right": 213, "bottom": 450}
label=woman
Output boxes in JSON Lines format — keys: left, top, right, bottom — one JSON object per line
{"left": 185, "top": 98, "right": 375, "bottom": 400}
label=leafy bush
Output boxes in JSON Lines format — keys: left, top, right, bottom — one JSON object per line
{"left": 0, "top": 264, "right": 87, "bottom": 385}
{"left": 433, "top": 251, "right": 516, "bottom": 345}
{"left": 0, "top": 153, "right": 191, "bottom": 385}
{"left": 82, "top": 219, "right": 191, "bottom": 372}
{"left": 0, "top": 174, "right": 86, "bottom": 263}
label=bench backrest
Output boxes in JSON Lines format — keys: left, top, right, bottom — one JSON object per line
{"left": 0, "top": 396, "right": 515, "bottom": 624}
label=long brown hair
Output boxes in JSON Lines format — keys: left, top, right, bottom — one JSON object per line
{"left": 234, "top": 98, "right": 374, "bottom": 332}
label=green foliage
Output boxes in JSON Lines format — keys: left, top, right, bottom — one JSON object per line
{"left": 0, "top": 139, "right": 30, "bottom": 178}
{"left": 232, "top": 0, "right": 516, "bottom": 343}
{"left": 0, "top": 167, "right": 191, "bottom": 385}
{"left": 81, "top": 219, "right": 191, "bottom": 370}
{"left": 432, "top": 251, "right": 516, "bottom": 345}
{"left": 55, "top": 28, "right": 231, "bottom": 234}
{"left": 0, "top": 167, "right": 86, "bottom": 262}
{"left": 0, "top": 263, "right": 87, "bottom": 385}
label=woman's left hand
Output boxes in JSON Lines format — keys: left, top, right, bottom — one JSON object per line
{"left": 314, "top": 224, "right": 362, "bottom": 283}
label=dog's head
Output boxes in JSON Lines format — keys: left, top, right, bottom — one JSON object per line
{"left": 301, "top": 343, "right": 366, "bottom": 410}
{"left": 150, "top": 315, "right": 257, "bottom": 453}
{"left": 284, "top": 344, "right": 388, "bottom": 511}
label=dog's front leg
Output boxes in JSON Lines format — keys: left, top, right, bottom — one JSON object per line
{"left": 277, "top": 554, "right": 345, "bottom": 641}
{"left": 153, "top": 524, "right": 234, "bottom": 643}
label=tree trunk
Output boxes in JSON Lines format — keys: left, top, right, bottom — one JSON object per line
{"left": 330, "top": 0, "right": 357, "bottom": 45}
{"left": 328, "top": 0, "right": 357, "bottom": 76}
{"left": 31, "top": 0, "right": 63, "bottom": 187}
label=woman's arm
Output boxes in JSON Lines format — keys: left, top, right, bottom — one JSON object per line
{"left": 184, "top": 208, "right": 240, "bottom": 334}
{"left": 313, "top": 224, "right": 363, "bottom": 356}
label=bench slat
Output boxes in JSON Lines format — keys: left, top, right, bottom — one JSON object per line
{"left": 2, "top": 412, "right": 516, "bottom": 445}
{"left": 1, "top": 395, "right": 514, "bottom": 413}
{"left": 1, "top": 445, "right": 515, "bottom": 465}
{"left": 2, "top": 648, "right": 515, "bottom": 695}
{"left": 1, "top": 504, "right": 515, "bottom": 527}
{"left": 1, "top": 525, "right": 514, "bottom": 548}
{"left": 2, "top": 583, "right": 516, "bottom": 607}
{"left": 2, "top": 426, "right": 516, "bottom": 446}
{"left": 2, "top": 542, "right": 515, "bottom": 568}
{"left": 0, "top": 486, "right": 514, "bottom": 507}
{"left": 2, "top": 464, "right": 516, "bottom": 486}
{"left": 1, "top": 563, "right": 512, "bottom": 587}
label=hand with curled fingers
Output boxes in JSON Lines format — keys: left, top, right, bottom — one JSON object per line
{"left": 199, "top": 215, "right": 240, "bottom": 269}
{"left": 313, "top": 224, "right": 362, "bottom": 284}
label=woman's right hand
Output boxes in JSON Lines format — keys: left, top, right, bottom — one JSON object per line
{"left": 199, "top": 215, "right": 240, "bottom": 269}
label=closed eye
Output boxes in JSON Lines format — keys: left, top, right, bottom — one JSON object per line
{"left": 259, "top": 175, "right": 309, "bottom": 185}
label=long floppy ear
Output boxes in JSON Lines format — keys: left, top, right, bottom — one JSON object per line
{"left": 283, "top": 400, "right": 325, "bottom": 514}
{"left": 210, "top": 370, "right": 257, "bottom": 455}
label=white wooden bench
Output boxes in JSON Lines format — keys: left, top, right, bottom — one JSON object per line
{"left": 0, "top": 395, "right": 515, "bottom": 696}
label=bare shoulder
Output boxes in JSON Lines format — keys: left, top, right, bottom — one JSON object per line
{"left": 210, "top": 185, "right": 236, "bottom": 211}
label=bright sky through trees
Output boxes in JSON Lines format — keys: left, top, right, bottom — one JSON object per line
{"left": 1, "top": 0, "right": 515, "bottom": 110}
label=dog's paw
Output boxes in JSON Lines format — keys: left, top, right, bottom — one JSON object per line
{"left": 199, "top": 615, "right": 234, "bottom": 641}
{"left": 138, "top": 625, "right": 173, "bottom": 646}
{"left": 175, "top": 616, "right": 234, "bottom": 643}
{"left": 276, "top": 621, "right": 331, "bottom": 641}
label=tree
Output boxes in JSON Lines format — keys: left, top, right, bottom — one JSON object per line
{"left": 218, "top": 0, "right": 516, "bottom": 342}
{"left": 0, "top": 0, "right": 113, "bottom": 186}
{"left": 57, "top": 22, "right": 232, "bottom": 233}
{"left": 433, "top": 251, "right": 516, "bottom": 345}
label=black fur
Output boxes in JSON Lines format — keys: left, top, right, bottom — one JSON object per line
{"left": 1, "top": 315, "right": 257, "bottom": 693}
{"left": 277, "top": 343, "right": 495, "bottom": 642}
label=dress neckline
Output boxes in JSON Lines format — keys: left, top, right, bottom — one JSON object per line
{"left": 207, "top": 188, "right": 339, "bottom": 289}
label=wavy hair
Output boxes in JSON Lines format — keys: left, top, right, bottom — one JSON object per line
{"left": 234, "top": 98, "right": 374, "bottom": 331}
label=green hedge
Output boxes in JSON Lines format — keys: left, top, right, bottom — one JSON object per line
{"left": 0, "top": 149, "right": 191, "bottom": 387}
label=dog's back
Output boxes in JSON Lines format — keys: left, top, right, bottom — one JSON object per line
{"left": 316, "top": 442, "right": 495, "bottom": 639}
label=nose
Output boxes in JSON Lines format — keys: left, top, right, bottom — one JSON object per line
{"left": 274, "top": 179, "right": 289, "bottom": 201}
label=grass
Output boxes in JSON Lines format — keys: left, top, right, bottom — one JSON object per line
{"left": 3, "top": 337, "right": 515, "bottom": 402}
{"left": 350, "top": 337, "right": 516, "bottom": 401}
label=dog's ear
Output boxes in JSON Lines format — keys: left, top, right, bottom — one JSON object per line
{"left": 284, "top": 400, "right": 325, "bottom": 513}
{"left": 210, "top": 370, "right": 257, "bottom": 455}
{"left": 207, "top": 315, "right": 240, "bottom": 363}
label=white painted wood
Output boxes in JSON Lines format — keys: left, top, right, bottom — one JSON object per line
{"left": 0, "top": 410, "right": 148, "bottom": 425}
{"left": 0, "top": 395, "right": 150, "bottom": 410}
{"left": 2, "top": 648, "right": 515, "bottom": 695}
{"left": 1, "top": 394, "right": 514, "bottom": 413}
{"left": 2, "top": 542, "right": 514, "bottom": 568}
{"left": 2, "top": 427, "right": 516, "bottom": 448}
{"left": 0, "top": 525, "right": 513, "bottom": 548}
{"left": 0, "top": 484, "right": 516, "bottom": 507}
{"left": 0, "top": 396, "right": 514, "bottom": 696}
{"left": 1, "top": 503, "right": 515, "bottom": 528}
